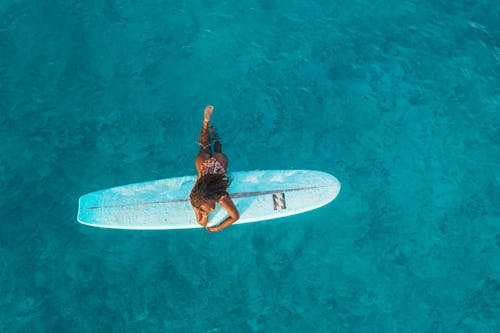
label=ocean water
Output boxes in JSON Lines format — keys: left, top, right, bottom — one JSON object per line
{"left": 1, "top": 0, "right": 499, "bottom": 331}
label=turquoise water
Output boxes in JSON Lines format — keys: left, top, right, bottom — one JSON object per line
{"left": 1, "top": 0, "right": 499, "bottom": 331}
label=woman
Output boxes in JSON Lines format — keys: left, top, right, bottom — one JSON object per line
{"left": 190, "top": 105, "right": 239, "bottom": 232}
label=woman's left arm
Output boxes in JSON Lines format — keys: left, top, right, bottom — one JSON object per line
{"left": 193, "top": 206, "right": 208, "bottom": 227}
{"left": 206, "top": 197, "right": 239, "bottom": 232}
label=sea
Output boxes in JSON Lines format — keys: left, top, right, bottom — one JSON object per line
{"left": 0, "top": 0, "right": 499, "bottom": 332}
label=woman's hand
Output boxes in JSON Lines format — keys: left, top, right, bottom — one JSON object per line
{"left": 206, "top": 226, "right": 219, "bottom": 233}
{"left": 199, "top": 214, "right": 208, "bottom": 228}
{"left": 194, "top": 207, "right": 208, "bottom": 227}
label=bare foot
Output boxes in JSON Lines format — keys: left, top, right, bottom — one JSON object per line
{"left": 204, "top": 105, "right": 214, "bottom": 122}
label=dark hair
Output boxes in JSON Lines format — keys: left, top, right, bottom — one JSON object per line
{"left": 190, "top": 174, "right": 232, "bottom": 208}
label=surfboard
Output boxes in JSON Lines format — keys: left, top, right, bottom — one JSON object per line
{"left": 77, "top": 170, "right": 341, "bottom": 230}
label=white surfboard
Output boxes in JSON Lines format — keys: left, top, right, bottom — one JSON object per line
{"left": 77, "top": 170, "right": 341, "bottom": 230}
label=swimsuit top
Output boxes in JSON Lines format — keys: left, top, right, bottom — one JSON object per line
{"left": 200, "top": 157, "right": 226, "bottom": 176}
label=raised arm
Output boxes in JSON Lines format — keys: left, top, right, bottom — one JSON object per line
{"left": 206, "top": 197, "right": 239, "bottom": 232}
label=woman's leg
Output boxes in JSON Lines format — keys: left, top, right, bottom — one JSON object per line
{"left": 198, "top": 106, "right": 214, "bottom": 154}
{"left": 209, "top": 126, "right": 222, "bottom": 153}
{"left": 209, "top": 127, "right": 228, "bottom": 169}
{"left": 198, "top": 122, "right": 211, "bottom": 154}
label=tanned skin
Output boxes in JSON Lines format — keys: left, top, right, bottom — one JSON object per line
{"left": 191, "top": 105, "right": 239, "bottom": 232}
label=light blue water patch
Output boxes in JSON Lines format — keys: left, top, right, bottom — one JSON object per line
{"left": 1, "top": 0, "right": 499, "bottom": 332}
